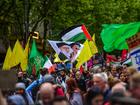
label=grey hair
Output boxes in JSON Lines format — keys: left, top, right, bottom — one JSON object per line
{"left": 93, "top": 72, "right": 108, "bottom": 82}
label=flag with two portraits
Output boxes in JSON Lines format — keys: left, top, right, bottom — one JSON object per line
{"left": 48, "top": 40, "right": 83, "bottom": 62}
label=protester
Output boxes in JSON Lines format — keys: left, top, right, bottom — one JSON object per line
{"left": 75, "top": 71, "right": 86, "bottom": 93}
{"left": 119, "top": 72, "right": 127, "bottom": 82}
{"left": 111, "top": 65, "right": 118, "bottom": 78}
{"left": 17, "top": 72, "right": 32, "bottom": 87}
{"left": 7, "top": 95, "right": 26, "bottom": 105}
{"left": 66, "top": 78, "right": 83, "bottom": 105}
{"left": 85, "top": 87, "right": 104, "bottom": 105}
{"left": 93, "top": 72, "right": 110, "bottom": 102}
{"left": 130, "top": 72, "right": 140, "bottom": 100}
{"left": 17, "top": 71, "right": 25, "bottom": 84}
{"left": 56, "top": 69, "right": 69, "bottom": 92}
{"left": 3, "top": 41, "right": 140, "bottom": 105}
{"left": 15, "top": 82, "right": 34, "bottom": 105}
{"left": 127, "top": 66, "right": 138, "bottom": 81}
{"left": 36, "top": 83, "right": 54, "bottom": 105}
{"left": 53, "top": 84, "right": 65, "bottom": 97}
{"left": 111, "top": 82, "right": 127, "bottom": 95}
{"left": 108, "top": 77, "right": 120, "bottom": 89}
{"left": 4, "top": 62, "right": 140, "bottom": 105}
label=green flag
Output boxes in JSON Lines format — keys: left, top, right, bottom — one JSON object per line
{"left": 101, "top": 22, "right": 140, "bottom": 52}
{"left": 27, "top": 39, "right": 44, "bottom": 76}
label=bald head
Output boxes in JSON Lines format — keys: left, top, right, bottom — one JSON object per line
{"left": 112, "top": 82, "right": 126, "bottom": 94}
{"left": 40, "top": 83, "right": 54, "bottom": 105}
{"left": 40, "top": 83, "right": 54, "bottom": 93}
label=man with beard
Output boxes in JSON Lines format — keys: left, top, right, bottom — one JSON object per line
{"left": 56, "top": 68, "right": 69, "bottom": 93}
{"left": 57, "top": 43, "right": 72, "bottom": 61}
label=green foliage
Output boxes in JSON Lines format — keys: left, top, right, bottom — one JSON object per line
{"left": 51, "top": 0, "right": 94, "bottom": 30}
{"left": 1, "top": 0, "right": 140, "bottom": 51}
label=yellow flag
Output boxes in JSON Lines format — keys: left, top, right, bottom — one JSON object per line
{"left": 88, "top": 35, "right": 98, "bottom": 55}
{"left": 76, "top": 35, "right": 98, "bottom": 69}
{"left": 76, "top": 40, "right": 92, "bottom": 69}
{"left": 20, "top": 37, "right": 30, "bottom": 71}
{"left": 10, "top": 40, "right": 25, "bottom": 68}
{"left": 2, "top": 46, "right": 12, "bottom": 70}
{"left": 54, "top": 53, "right": 62, "bottom": 63}
{"left": 54, "top": 53, "right": 68, "bottom": 63}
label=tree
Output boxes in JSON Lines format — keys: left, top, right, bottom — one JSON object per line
{"left": 0, "top": 0, "right": 25, "bottom": 49}
{"left": 1, "top": 0, "right": 140, "bottom": 52}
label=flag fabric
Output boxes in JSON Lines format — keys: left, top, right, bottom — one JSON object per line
{"left": 122, "top": 58, "right": 132, "bottom": 66}
{"left": 60, "top": 24, "right": 92, "bottom": 42}
{"left": 87, "top": 58, "right": 93, "bottom": 69}
{"left": 27, "top": 39, "right": 44, "bottom": 76}
{"left": 10, "top": 40, "right": 25, "bottom": 68}
{"left": 43, "top": 56, "right": 55, "bottom": 73}
{"left": 121, "top": 49, "right": 128, "bottom": 61}
{"left": 129, "top": 47, "right": 140, "bottom": 70}
{"left": 2, "top": 46, "right": 12, "bottom": 70}
{"left": 106, "top": 54, "right": 117, "bottom": 63}
{"left": 32, "top": 65, "right": 36, "bottom": 77}
{"left": 101, "top": 22, "right": 140, "bottom": 52}
{"left": 76, "top": 35, "right": 98, "bottom": 69}
{"left": 79, "top": 65, "right": 84, "bottom": 74}
{"left": 76, "top": 40, "right": 92, "bottom": 69}
{"left": 54, "top": 53, "right": 69, "bottom": 63}
{"left": 88, "top": 35, "right": 98, "bottom": 54}
{"left": 48, "top": 40, "right": 83, "bottom": 62}
{"left": 21, "top": 37, "right": 30, "bottom": 71}
{"left": 54, "top": 53, "right": 63, "bottom": 63}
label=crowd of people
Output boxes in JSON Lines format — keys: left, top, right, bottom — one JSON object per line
{"left": 1, "top": 62, "right": 140, "bottom": 105}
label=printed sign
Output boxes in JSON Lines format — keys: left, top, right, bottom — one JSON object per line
{"left": 0, "top": 69, "right": 17, "bottom": 90}
{"left": 127, "top": 33, "right": 140, "bottom": 70}
{"left": 130, "top": 48, "right": 140, "bottom": 70}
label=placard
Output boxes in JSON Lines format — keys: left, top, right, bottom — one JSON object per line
{"left": 0, "top": 70, "right": 17, "bottom": 90}
{"left": 127, "top": 33, "right": 140, "bottom": 70}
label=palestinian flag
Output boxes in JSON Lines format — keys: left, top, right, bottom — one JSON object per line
{"left": 60, "top": 24, "right": 92, "bottom": 42}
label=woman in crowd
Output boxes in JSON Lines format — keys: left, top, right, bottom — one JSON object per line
{"left": 85, "top": 87, "right": 104, "bottom": 105}
{"left": 119, "top": 72, "right": 127, "bottom": 83}
{"left": 66, "top": 78, "right": 83, "bottom": 105}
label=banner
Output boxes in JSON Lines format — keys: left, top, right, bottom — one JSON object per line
{"left": 129, "top": 47, "right": 140, "bottom": 70}
{"left": 127, "top": 33, "right": 140, "bottom": 70}
{"left": 48, "top": 40, "right": 83, "bottom": 62}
